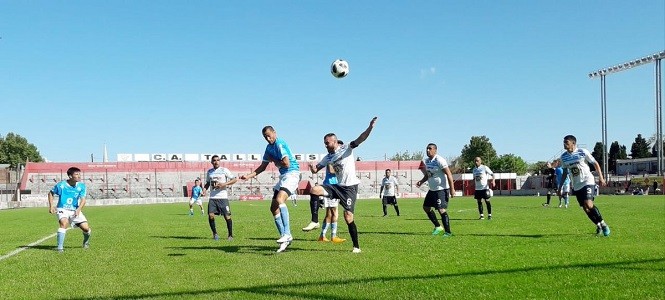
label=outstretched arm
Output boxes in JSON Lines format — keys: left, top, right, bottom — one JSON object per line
{"left": 351, "top": 117, "right": 378, "bottom": 148}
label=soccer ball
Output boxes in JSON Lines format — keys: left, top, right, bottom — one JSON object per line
{"left": 330, "top": 59, "right": 349, "bottom": 78}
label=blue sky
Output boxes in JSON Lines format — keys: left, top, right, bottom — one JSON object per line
{"left": 1, "top": 1, "right": 663, "bottom": 164}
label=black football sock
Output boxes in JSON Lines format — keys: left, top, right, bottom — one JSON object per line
{"left": 348, "top": 221, "right": 359, "bottom": 248}
{"left": 426, "top": 210, "right": 440, "bottom": 227}
{"left": 591, "top": 206, "right": 604, "bottom": 224}
{"left": 477, "top": 200, "right": 484, "bottom": 215}
{"left": 226, "top": 218, "right": 233, "bottom": 237}
{"left": 486, "top": 201, "right": 492, "bottom": 215}
{"left": 441, "top": 212, "right": 451, "bottom": 233}
{"left": 382, "top": 205, "right": 387, "bottom": 215}
{"left": 208, "top": 218, "right": 217, "bottom": 235}
{"left": 309, "top": 195, "right": 320, "bottom": 223}
{"left": 394, "top": 205, "right": 400, "bottom": 216}
{"left": 546, "top": 194, "right": 551, "bottom": 204}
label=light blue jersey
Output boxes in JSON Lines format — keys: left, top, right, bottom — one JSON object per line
{"left": 191, "top": 185, "right": 202, "bottom": 199}
{"left": 263, "top": 137, "right": 299, "bottom": 175}
{"left": 51, "top": 180, "right": 87, "bottom": 210}
{"left": 560, "top": 148, "right": 597, "bottom": 191}
{"left": 323, "top": 168, "right": 338, "bottom": 185}
{"left": 555, "top": 167, "right": 570, "bottom": 187}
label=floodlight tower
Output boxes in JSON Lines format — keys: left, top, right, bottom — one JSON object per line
{"left": 588, "top": 51, "right": 665, "bottom": 178}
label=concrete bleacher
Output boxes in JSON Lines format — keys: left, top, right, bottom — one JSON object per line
{"left": 10, "top": 160, "right": 541, "bottom": 208}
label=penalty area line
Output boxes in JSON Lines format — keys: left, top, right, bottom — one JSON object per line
{"left": 0, "top": 229, "right": 69, "bottom": 261}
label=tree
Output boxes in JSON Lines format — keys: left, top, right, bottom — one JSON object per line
{"left": 630, "top": 134, "right": 651, "bottom": 159}
{"left": 459, "top": 136, "right": 498, "bottom": 171}
{"left": 388, "top": 150, "right": 424, "bottom": 161}
{"left": 608, "top": 141, "right": 628, "bottom": 174}
{"left": 0, "top": 132, "right": 44, "bottom": 169}
{"left": 488, "top": 154, "right": 528, "bottom": 175}
{"left": 528, "top": 161, "right": 549, "bottom": 175}
{"left": 591, "top": 142, "right": 605, "bottom": 172}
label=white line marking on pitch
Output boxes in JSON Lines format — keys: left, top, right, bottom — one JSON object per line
{"left": 0, "top": 229, "right": 68, "bottom": 261}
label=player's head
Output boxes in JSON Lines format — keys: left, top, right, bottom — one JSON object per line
{"left": 262, "top": 126, "right": 277, "bottom": 144}
{"left": 324, "top": 133, "right": 339, "bottom": 153}
{"left": 563, "top": 135, "right": 577, "bottom": 153}
{"left": 210, "top": 155, "right": 221, "bottom": 168}
{"left": 385, "top": 169, "right": 391, "bottom": 177}
{"left": 195, "top": 178, "right": 200, "bottom": 186}
{"left": 426, "top": 143, "right": 437, "bottom": 158}
{"left": 66, "top": 167, "right": 82, "bottom": 181}
{"left": 474, "top": 157, "right": 482, "bottom": 167}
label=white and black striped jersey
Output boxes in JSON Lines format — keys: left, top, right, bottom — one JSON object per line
{"left": 421, "top": 154, "right": 450, "bottom": 191}
{"left": 381, "top": 176, "right": 399, "bottom": 196}
{"left": 560, "top": 148, "right": 597, "bottom": 191}
{"left": 317, "top": 143, "right": 359, "bottom": 187}
{"left": 472, "top": 165, "right": 494, "bottom": 190}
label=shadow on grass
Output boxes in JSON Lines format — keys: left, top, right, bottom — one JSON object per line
{"left": 165, "top": 244, "right": 331, "bottom": 255}
{"left": 150, "top": 235, "right": 208, "bottom": 240}
{"left": 65, "top": 257, "right": 665, "bottom": 300}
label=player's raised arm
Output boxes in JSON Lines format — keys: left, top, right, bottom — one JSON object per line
{"left": 351, "top": 117, "right": 378, "bottom": 148}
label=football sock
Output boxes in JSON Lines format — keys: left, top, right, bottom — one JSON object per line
{"left": 279, "top": 204, "right": 291, "bottom": 236}
{"left": 321, "top": 222, "right": 330, "bottom": 236}
{"left": 426, "top": 210, "right": 440, "bottom": 227}
{"left": 331, "top": 222, "right": 338, "bottom": 237}
{"left": 347, "top": 221, "right": 359, "bottom": 248}
{"left": 591, "top": 206, "right": 604, "bottom": 224}
{"left": 189, "top": 208, "right": 193, "bottom": 213}
{"left": 57, "top": 228, "right": 66, "bottom": 249}
{"left": 394, "top": 205, "right": 400, "bottom": 216}
{"left": 563, "top": 196, "right": 569, "bottom": 206}
{"left": 382, "top": 205, "right": 387, "bottom": 215}
{"left": 82, "top": 229, "right": 91, "bottom": 245}
{"left": 274, "top": 214, "right": 285, "bottom": 236}
{"left": 309, "top": 195, "right": 320, "bottom": 223}
{"left": 226, "top": 219, "right": 233, "bottom": 237}
{"left": 546, "top": 194, "right": 551, "bottom": 204}
{"left": 486, "top": 201, "right": 492, "bottom": 215}
{"left": 441, "top": 212, "right": 451, "bottom": 233}
{"left": 208, "top": 218, "right": 217, "bottom": 235}
{"left": 477, "top": 200, "right": 484, "bottom": 215}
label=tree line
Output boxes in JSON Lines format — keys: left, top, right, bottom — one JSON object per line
{"left": 1, "top": 131, "right": 661, "bottom": 175}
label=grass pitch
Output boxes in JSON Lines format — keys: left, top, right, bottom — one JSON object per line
{"left": 0, "top": 195, "right": 663, "bottom": 299}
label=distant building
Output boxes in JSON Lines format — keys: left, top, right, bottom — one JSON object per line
{"left": 615, "top": 157, "right": 664, "bottom": 175}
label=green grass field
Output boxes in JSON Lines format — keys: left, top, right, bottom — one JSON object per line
{"left": 1, "top": 195, "right": 663, "bottom": 299}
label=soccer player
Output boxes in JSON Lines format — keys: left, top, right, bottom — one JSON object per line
{"left": 309, "top": 140, "right": 346, "bottom": 243}
{"left": 416, "top": 143, "right": 456, "bottom": 237}
{"left": 309, "top": 117, "right": 378, "bottom": 253}
{"left": 47, "top": 167, "right": 91, "bottom": 252}
{"left": 240, "top": 126, "right": 300, "bottom": 253}
{"left": 554, "top": 159, "right": 571, "bottom": 208}
{"left": 472, "top": 157, "right": 495, "bottom": 220}
{"left": 188, "top": 178, "right": 205, "bottom": 215}
{"left": 379, "top": 169, "right": 400, "bottom": 217}
{"left": 542, "top": 162, "right": 556, "bottom": 207}
{"left": 203, "top": 155, "right": 238, "bottom": 241}
{"left": 302, "top": 139, "right": 344, "bottom": 232}
{"left": 558, "top": 135, "right": 610, "bottom": 236}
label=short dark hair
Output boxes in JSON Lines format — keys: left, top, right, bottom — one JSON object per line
{"left": 385, "top": 169, "right": 391, "bottom": 172}
{"left": 564, "top": 135, "right": 577, "bottom": 143}
{"left": 427, "top": 143, "right": 437, "bottom": 150}
{"left": 66, "top": 167, "right": 81, "bottom": 177}
{"left": 262, "top": 126, "right": 275, "bottom": 133}
{"left": 324, "top": 133, "right": 336, "bottom": 139}
{"left": 210, "top": 155, "right": 220, "bottom": 162}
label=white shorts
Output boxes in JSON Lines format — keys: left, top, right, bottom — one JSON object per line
{"left": 189, "top": 198, "right": 203, "bottom": 206}
{"left": 322, "top": 196, "right": 339, "bottom": 208}
{"left": 273, "top": 172, "right": 300, "bottom": 195}
{"left": 56, "top": 209, "right": 88, "bottom": 227}
{"left": 561, "top": 184, "right": 571, "bottom": 194}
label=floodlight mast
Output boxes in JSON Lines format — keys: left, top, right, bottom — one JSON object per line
{"left": 588, "top": 51, "right": 665, "bottom": 178}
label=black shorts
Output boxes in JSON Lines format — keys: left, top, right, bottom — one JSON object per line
{"left": 382, "top": 196, "right": 398, "bottom": 205}
{"left": 208, "top": 198, "right": 231, "bottom": 216}
{"left": 474, "top": 189, "right": 491, "bottom": 200}
{"left": 322, "top": 184, "right": 358, "bottom": 213}
{"left": 572, "top": 185, "right": 595, "bottom": 206}
{"left": 423, "top": 190, "right": 449, "bottom": 209}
